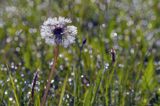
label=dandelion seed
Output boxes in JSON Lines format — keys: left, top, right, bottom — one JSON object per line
{"left": 40, "top": 17, "right": 77, "bottom": 48}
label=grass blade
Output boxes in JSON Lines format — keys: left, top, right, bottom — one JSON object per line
{"left": 58, "top": 74, "right": 68, "bottom": 106}
{"left": 9, "top": 74, "right": 20, "bottom": 106}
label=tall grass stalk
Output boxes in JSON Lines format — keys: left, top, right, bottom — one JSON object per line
{"left": 9, "top": 74, "right": 20, "bottom": 106}
{"left": 58, "top": 74, "right": 68, "bottom": 106}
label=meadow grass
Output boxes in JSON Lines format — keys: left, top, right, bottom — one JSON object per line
{"left": 0, "top": 0, "right": 160, "bottom": 106}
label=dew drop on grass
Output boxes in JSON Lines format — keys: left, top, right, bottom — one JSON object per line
{"left": 14, "top": 36, "right": 18, "bottom": 41}
{"left": 21, "top": 73, "right": 24, "bottom": 77}
{"left": 71, "top": 72, "right": 74, "bottom": 76}
{"left": 36, "top": 81, "right": 40, "bottom": 85}
{"left": 18, "top": 62, "right": 22, "bottom": 66}
{"left": 11, "top": 65, "right": 14, "bottom": 69}
{"left": 130, "top": 48, "right": 134, "bottom": 54}
{"left": 84, "top": 48, "right": 88, "bottom": 52}
{"left": 7, "top": 78, "right": 10, "bottom": 82}
{"left": 118, "top": 64, "right": 124, "bottom": 68}
{"left": 29, "top": 28, "right": 37, "bottom": 33}
{"left": 36, "top": 53, "right": 41, "bottom": 58}
{"left": 126, "top": 92, "right": 130, "bottom": 95}
{"left": 6, "top": 37, "right": 12, "bottom": 43}
{"left": 68, "top": 78, "right": 72, "bottom": 85}
{"left": 27, "top": 91, "right": 31, "bottom": 98}
{"left": 59, "top": 81, "right": 62, "bottom": 85}
{"left": 59, "top": 65, "right": 64, "bottom": 70}
{"left": 65, "top": 57, "right": 68, "bottom": 61}
{"left": 111, "top": 32, "right": 117, "bottom": 38}
{"left": 14, "top": 79, "right": 17, "bottom": 83}
{"left": 9, "top": 97, "right": 13, "bottom": 101}
{"left": 4, "top": 67, "right": 7, "bottom": 71}
{"left": 16, "top": 47, "right": 20, "bottom": 52}
{"left": 4, "top": 91, "right": 8, "bottom": 95}
{"left": 102, "top": 23, "right": 106, "bottom": 28}
{"left": 68, "top": 78, "right": 72, "bottom": 82}
{"left": 22, "top": 67, "right": 25, "bottom": 70}
{"left": 59, "top": 54, "right": 64, "bottom": 58}
{"left": 16, "top": 85, "right": 19, "bottom": 89}
{"left": 66, "top": 94, "right": 70, "bottom": 99}
{"left": 104, "top": 63, "right": 109, "bottom": 69}
{"left": 14, "top": 66, "right": 18, "bottom": 70}
{"left": 35, "top": 86, "right": 40, "bottom": 92}
{"left": 0, "top": 80, "right": 3, "bottom": 84}
{"left": 49, "top": 61, "right": 53, "bottom": 67}
{"left": 89, "top": 49, "right": 92, "bottom": 54}
{"left": 51, "top": 80, "right": 54, "bottom": 83}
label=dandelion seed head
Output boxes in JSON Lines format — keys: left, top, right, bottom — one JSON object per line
{"left": 40, "top": 17, "right": 77, "bottom": 48}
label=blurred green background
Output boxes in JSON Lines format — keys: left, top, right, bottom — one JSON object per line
{"left": 0, "top": 0, "right": 160, "bottom": 105}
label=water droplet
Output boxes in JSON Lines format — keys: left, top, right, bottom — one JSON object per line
{"left": 0, "top": 80, "right": 3, "bottom": 84}
{"left": 6, "top": 37, "right": 12, "bottom": 43}
{"left": 16, "top": 47, "right": 20, "bottom": 52}
{"left": 111, "top": 32, "right": 117, "bottom": 38}
{"left": 68, "top": 78, "right": 72, "bottom": 82}
{"left": 65, "top": 58, "right": 68, "bottom": 61}
{"left": 5, "top": 91, "right": 8, "bottom": 95}
{"left": 18, "top": 62, "right": 22, "bottom": 66}
{"left": 14, "top": 36, "right": 18, "bottom": 41}
{"left": 126, "top": 92, "right": 130, "bottom": 95}
{"left": 37, "top": 53, "right": 41, "bottom": 58}
{"left": 21, "top": 73, "right": 24, "bottom": 77}
{"left": 104, "top": 63, "right": 109, "bottom": 69}
{"left": 7, "top": 78, "right": 10, "bottom": 82}
{"left": 59, "top": 54, "right": 64, "bottom": 58}
{"left": 14, "top": 66, "right": 18, "bottom": 70}
{"left": 66, "top": 94, "right": 69, "bottom": 99}
{"left": 9, "top": 97, "right": 13, "bottom": 101}
{"left": 102, "top": 23, "right": 106, "bottom": 28}
{"left": 71, "top": 72, "right": 74, "bottom": 76}
{"left": 59, "top": 65, "right": 64, "bottom": 70}
{"left": 130, "top": 48, "right": 134, "bottom": 54}
{"left": 118, "top": 64, "right": 124, "bottom": 68}
{"left": 59, "top": 81, "right": 62, "bottom": 85}
{"left": 49, "top": 61, "right": 53, "bottom": 67}
{"left": 29, "top": 28, "right": 37, "bottom": 33}
{"left": 50, "top": 80, "right": 54, "bottom": 83}
{"left": 14, "top": 79, "right": 17, "bottom": 83}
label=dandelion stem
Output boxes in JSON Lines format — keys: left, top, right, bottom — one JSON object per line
{"left": 41, "top": 46, "right": 59, "bottom": 106}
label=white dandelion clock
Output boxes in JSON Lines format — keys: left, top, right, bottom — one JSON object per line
{"left": 40, "top": 17, "right": 77, "bottom": 48}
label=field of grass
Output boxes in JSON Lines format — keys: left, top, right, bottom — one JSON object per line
{"left": 0, "top": 0, "right": 160, "bottom": 106}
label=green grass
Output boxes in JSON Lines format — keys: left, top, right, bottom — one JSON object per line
{"left": 0, "top": 0, "right": 160, "bottom": 106}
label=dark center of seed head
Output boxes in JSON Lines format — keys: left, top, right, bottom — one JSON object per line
{"left": 53, "top": 27, "right": 63, "bottom": 36}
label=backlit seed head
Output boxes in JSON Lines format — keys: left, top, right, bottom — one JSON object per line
{"left": 40, "top": 17, "right": 77, "bottom": 48}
